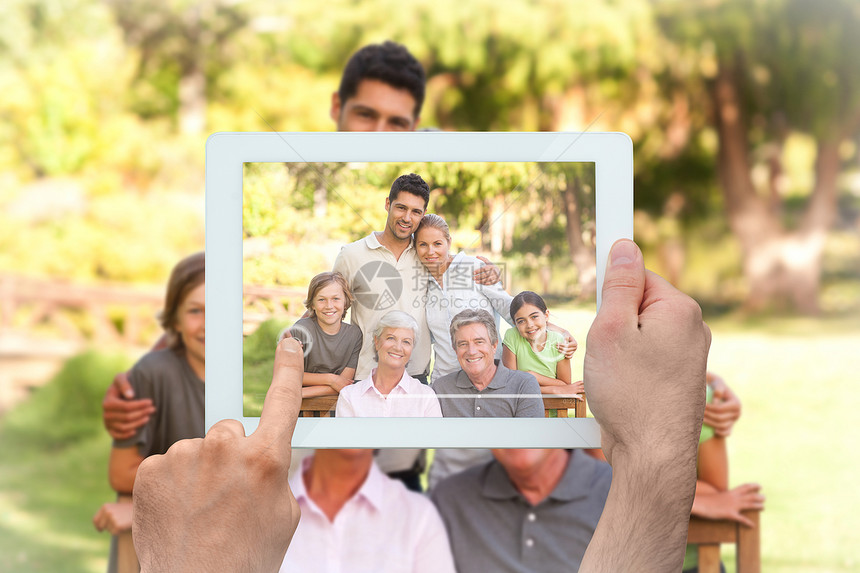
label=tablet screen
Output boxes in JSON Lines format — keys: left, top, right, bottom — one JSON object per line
{"left": 242, "top": 160, "right": 595, "bottom": 416}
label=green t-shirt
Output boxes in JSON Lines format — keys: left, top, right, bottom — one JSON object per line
{"left": 502, "top": 327, "right": 565, "bottom": 379}
{"left": 683, "top": 384, "right": 716, "bottom": 571}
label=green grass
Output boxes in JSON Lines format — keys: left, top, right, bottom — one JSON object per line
{"left": 0, "top": 350, "right": 131, "bottom": 573}
{"left": 2, "top": 313, "right": 858, "bottom": 572}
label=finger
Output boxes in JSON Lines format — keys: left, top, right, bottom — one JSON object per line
{"left": 476, "top": 255, "right": 491, "bottom": 265}
{"left": 103, "top": 398, "right": 155, "bottom": 415}
{"left": 114, "top": 371, "right": 134, "bottom": 399}
{"left": 735, "top": 513, "right": 756, "bottom": 528}
{"left": 595, "top": 239, "right": 645, "bottom": 330}
{"left": 103, "top": 406, "right": 156, "bottom": 426}
{"left": 737, "top": 483, "right": 762, "bottom": 493}
{"left": 109, "top": 416, "right": 153, "bottom": 435}
{"left": 93, "top": 509, "right": 105, "bottom": 531}
{"left": 255, "top": 338, "right": 304, "bottom": 455}
{"left": 109, "top": 429, "right": 137, "bottom": 441}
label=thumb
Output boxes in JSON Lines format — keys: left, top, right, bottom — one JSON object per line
{"left": 597, "top": 239, "right": 645, "bottom": 329}
{"left": 277, "top": 326, "right": 293, "bottom": 343}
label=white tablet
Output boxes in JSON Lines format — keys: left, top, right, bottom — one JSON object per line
{"left": 206, "top": 132, "right": 632, "bottom": 448}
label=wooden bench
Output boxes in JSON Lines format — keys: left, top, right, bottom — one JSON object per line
{"left": 300, "top": 393, "right": 587, "bottom": 418}
{"left": 687, "top": 509, "right": 761, "bottom": 573}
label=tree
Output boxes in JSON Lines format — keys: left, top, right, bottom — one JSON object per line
{"left": 658, "top": 0, "right": 860, "bottom": 313}
{"left": 105, "top": 0, "right": 248, "bottom": 134}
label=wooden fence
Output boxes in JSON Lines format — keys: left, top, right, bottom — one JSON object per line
{"left": 0, "top": 274, "right": 305, "bottom": 345}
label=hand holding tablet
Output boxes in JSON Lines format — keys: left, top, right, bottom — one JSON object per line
{"left": 580, "top": 238, "right": 711, "bottom": 571}
{"left": 132, "top": 238, "right": 712, "bottom": 572}
{"left": 132, "top": 337, "right": 303, "bottom": 573}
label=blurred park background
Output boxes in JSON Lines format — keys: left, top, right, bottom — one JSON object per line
{"left": 1, "top": 0, "right": 859, "bottom": 571}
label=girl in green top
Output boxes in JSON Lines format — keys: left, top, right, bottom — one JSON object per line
{"left": 501, "top": 291, "right": 583, "bottom": 398}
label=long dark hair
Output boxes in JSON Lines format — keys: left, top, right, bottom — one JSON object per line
{"left": 510, "top": 291, "right": 548, "bottom": 319}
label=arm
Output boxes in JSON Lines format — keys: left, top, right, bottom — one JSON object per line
{"left": 501, "top": 345, "right": 518, "bottom": 370}
{"left": 301, "top": 384, "right": 337, "bottom": 398}
{"left": 546, "top": 321, "right": 577, "bottom": 359}
{"left": 109, "top": 446, "right": 144, "bottom": 495}
{"left": 703, "top": 372, "right": 742, "bottom": 437}
{"left": 691, "top": 483, "right": 764, "bottom": 528}
{"left": 335, "top": 390, "right": 356, "bottom": 417}
{"left": 132, "top": 338, "right": 303, "bottom": 573}
{"left": 697, "top": 435, "right": 729, "bottom": 492}
{"left": 536, "top": 356, "right": 585, "bottom": 397}
{"left": 473, "top": 255, "right": 501, "bottom": 285}
{"left": 691, "top": 428, "right": 764, "bottom": 528}
{"left": 302, "top": 372, "right": 352, "bottom": 392}
{"left": 580, "top": 239, "right": 711, "bottom": 572}
{"left": 102, "top": 334, "right": 167, "bottom": 440}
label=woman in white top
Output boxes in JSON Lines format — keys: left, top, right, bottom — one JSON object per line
{"left": 336, "top": 311, "right": 442, "bottom": 417}
{"left": 414, "top": 214, "right": 516, "bottom": 383}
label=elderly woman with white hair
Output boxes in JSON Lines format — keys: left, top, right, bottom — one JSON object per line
{"left": 336, "top": 310, "right": 442, "bottom": 417}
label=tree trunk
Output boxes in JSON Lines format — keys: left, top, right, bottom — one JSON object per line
{"left": 710, "top": 60, "right": 837, "bottom": 314}
{"left": 562, "top": 176, "right": 597, "bottom": 298}
{"left": 179, "top": 63, "right": 207, "bottom": 135}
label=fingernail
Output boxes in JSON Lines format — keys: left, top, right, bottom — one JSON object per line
{"left": 610, "top": 240, "right": 637, "bottom": 266}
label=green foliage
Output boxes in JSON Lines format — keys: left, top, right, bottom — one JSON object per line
{"left": 242, "top": 318, "right": 291, "bottom": 415}
{"left": 1, "top": 350, "right": 132, "bottom": 448}
{"left": 0, "top": 190, "right": 204, "bottom": 281}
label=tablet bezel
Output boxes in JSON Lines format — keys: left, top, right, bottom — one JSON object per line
{"left": 206, "top": 132, "right": 632, "bottom": 448}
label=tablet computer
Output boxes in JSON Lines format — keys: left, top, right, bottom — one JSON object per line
{"left": 206, "top": 132, "right": 632, "bottom": 448}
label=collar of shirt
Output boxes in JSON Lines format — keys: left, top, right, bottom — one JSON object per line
{"left": 364, "top": 231, "right": 415, "bottom": 254}
{"left": 454, "top": 359, "right": 509, "bottom": 391}
{"left": 358, "top": 368, "right": 422, "bottom": 397}
{"left": 480, "top": 450, "right": 598, "bottom": 504}
{"left": 291, "top": 455, "right": 386, "bottom": 517}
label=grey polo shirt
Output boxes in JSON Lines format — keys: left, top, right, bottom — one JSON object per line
{"left": 430, "top": 450, "right": 612, "bottom": 573}
{"left": 431, "top": 360, "right": 543, "bottom": 418}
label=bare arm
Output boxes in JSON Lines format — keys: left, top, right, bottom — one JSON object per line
{"left": 546, "top": 321, "right": 577, "bottom": 358}
{"left": 102, "top": 334, "right": 167, "bottom": 440}
{"left": 109, "top": 446, "right": 144, "bottom": 495}
{"left": 691, "top": 484, "right": 765, "bottom": 528}
{"left": 580, "top": 239, "right": 710, "bottom": 572}
{"left": 697, "top": 435, "right": 729, "bottom": 492}
{"left": 533, "top": 357, "right": 584, "bottom": 397}
{"left": 501, "top": 346, "right": 518, "bottom": 370}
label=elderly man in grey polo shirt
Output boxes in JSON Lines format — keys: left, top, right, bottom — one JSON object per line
{"left": 431, "top": 309, "right": 544, "bottom": 418}
{"left": 430, "top": 448, "right": 611, "bottom": 573}
{"left": 428, "top": 309, "right": 543, "bottom": 488}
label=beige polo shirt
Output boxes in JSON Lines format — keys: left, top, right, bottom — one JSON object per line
{"left": 333, "top": 232, "right": 432, "bottom": 380}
